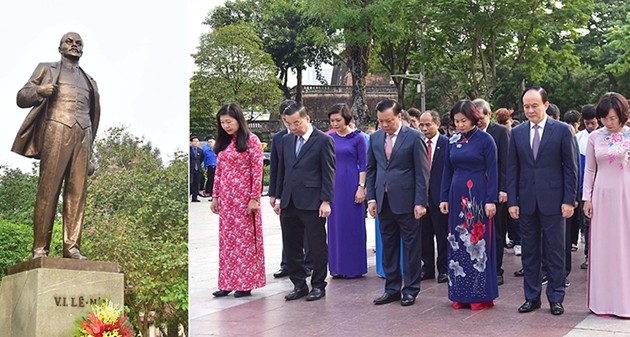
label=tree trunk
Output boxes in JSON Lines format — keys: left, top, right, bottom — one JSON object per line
{"left": 296, "top": 67, "right": 303, "bottom": 104}
{"left": 280, "top": 67, "right": 291, "bottom": 99}
{"left": 348, "top": 45, "right": 371, "bottom": 128}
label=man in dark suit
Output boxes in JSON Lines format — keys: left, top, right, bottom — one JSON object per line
{"left": 367, "top": 99, "right": 429, "bottom": 307}
{"left": 189, "top": 136, "right": 204, "bottom": 202}
{"left": 507, "top": 86, "right": 578, "bottom": 316}
{"left": 13, "top": 32, "right": 100, "bottom": 259}
{"left": 474, "top": 98, "right": 510, "bottom": 286}
{"left": 268, "top": 100, "right": 313, "bottom": 279}
{"left": 274, "top": 102, "right": 335, "bottom": 302}
{"left": 417, "top": 110, "right": 449, "bottom": 283}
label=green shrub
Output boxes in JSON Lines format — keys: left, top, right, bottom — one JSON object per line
{"left": 0, "top": 165, "right": 39, "bottom": 226}
{"left": 0, "top": 221, "right": 31, "bottom": 277}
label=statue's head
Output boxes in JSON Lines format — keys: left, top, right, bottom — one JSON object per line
{"left": 58, "top": 32, "right": 83, "bottom": 60}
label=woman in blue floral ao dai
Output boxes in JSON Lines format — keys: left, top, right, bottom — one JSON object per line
{"left": 440, "top": 100, "right": 499, "bottom": 310}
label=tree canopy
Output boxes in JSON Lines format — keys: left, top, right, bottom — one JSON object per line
{"left": 193, "top": 0, "right": 628, "bottom": 126}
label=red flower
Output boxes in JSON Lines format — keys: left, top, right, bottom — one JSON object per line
{"left": 466, "top": 179, "right": 473, "bottom": 189}
{"left": 470, "top": 221, "right": 486, "bottom": 244}
{"left": 461, "top": 137, "right": 468, "bottom": 144}
{"left": 466, "top": 211, "right": 472, "bottom": 220}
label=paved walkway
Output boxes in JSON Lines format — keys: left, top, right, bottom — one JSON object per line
{"left": 189, "top": 196, "right": 630, "bottom": 336}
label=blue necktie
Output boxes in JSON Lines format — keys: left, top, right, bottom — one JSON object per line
{"left": 295, "top": 136, "right": 304, "bottom": 157}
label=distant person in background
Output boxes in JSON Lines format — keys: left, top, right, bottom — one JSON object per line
{"left": 190, "top": 136, "right": 204, "bottom": 202}
{"left": 210, "top": 103, "right": 265, "bottom": 298}
{"left": 495, "top": 108, "right": 514, "bottom": 131}
{"left": 202, "top": 136, "right": 217, "bottom": 200}
{"left": 407, "top": 107, "right": 422, "bottom": 130}
{"left": 439, "top": 113, "right": 454, "bottom": 137}
{"left": 418, "top": 110, "right": 449, "bottom": 284}
{"left": 496, "top": 107, "right": 524, "bottom": 272}
{"left": 440, "top": 100, "right": 498, "bottom": 310}
{"left": 327, "top": 103, "right": 368, "bottom": 279}
{"left": 546, "top": 103, "right": 560, "bottom": 120}
{"left": 474, "top": 98, "right": 510, "bottom": 286}
{"left": 575, "top": 104, "right": 600, "bottom": 269}
{"left": 583, "top": 92, "right": 630, "bottom": 318}
{"left": 349, "top": 118, "right": 370, "bottom": 144}
{"left": 562, "top": 110, "right": 583, "bottom": 286}
{"left": 401, "top": 110, "right": 412, "bottom": 127}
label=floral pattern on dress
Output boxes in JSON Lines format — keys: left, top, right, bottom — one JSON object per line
{"left": 603, "top": 130, "right": 630, "bottom": 169}
{"left": 214, "top": 134, "right": 266, "bottom": 291}
{"left": 449, "top": 179, "right": 488, "bottom": 285}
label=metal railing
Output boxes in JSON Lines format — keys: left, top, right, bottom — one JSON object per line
{"left": 292, "top": 85, "right": 397, "bottom": 95}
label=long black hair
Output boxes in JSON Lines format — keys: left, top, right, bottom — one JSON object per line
{"left": 214, "top": 103, "right": 251, "bottom": 153}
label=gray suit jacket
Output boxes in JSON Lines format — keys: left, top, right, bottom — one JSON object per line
{"left": 366, "top": 125, "right": 429, "bottom": 214}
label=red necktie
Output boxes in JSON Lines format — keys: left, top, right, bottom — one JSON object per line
{"left": 427, "top": 139, "right": 432, "bottom": 172}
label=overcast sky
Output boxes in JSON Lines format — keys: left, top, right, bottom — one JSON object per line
{"left": 0, "top": 0, "right": 193, "bottom": 171}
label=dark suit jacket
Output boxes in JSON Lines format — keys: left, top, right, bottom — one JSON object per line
{"left": 485, "top": 122, "right": 509, "bottom": 193}
{"left": 507, "top": 118, "right": 578, "bottom": 215}
{"left": 276, "top": 127, "right": 335, "bottom": 210}
{"left": 366, "top": 125, "right": 429, "bottom": 214}
{"left": 190, "top": 146, "right": 203, "bottom": 174}
{"left": 428, "top": 134, "right": 449, "bottom": 207}
{"left": 268, "top": 128, "right": 288, "bottom": 197}
{"left": 13, "top": 61, "right": 100, "bottom": 159}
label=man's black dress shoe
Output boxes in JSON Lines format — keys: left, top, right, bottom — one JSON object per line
{"left": 212, "top": 290, "right": 232, "bottom": 297}
{"left": 373, "top": 292, "right": 401, "bottom": 305}
{"left": 285, "top": 287, "right": 309, "bottom": 301}
{"left": 437, "top": 274, "right": 448, "bottom": 283}
{"left": 401, "top": 294, "right": 416, "bottom": 306}
{"left": 497, "top": 275, "right": 504, "bottom": 285}
{"left": 518, "top": 300, "right": 542, "bottom": 313}
{"left": 550, "top": 302, "right": 564, "bottom": 315}
{"left": 234, "top": 290, "right": 252, "bottom": 298}
{"left": 514, "top": 268, "right": 525, "bottom": 277}
{"left": 306, "top": 288, "right": 326, "bottom": 301}
{"left": 191, "top": 199, "right": 200, "bottom": 202}
{"left": 273, "top": 269, "right": 289, "bottom": 278}
{"left": 420, "top": 272, "right": 435, "bottom": 281}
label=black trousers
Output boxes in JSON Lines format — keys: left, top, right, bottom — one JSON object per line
{"left": 280, "top": 235, "right": 313, "bottom": 270}
{"left": 205, "top": 166, "right": 216, "bottom": 195}
{"left": 379, "top": 193, "right": 422, "bottom": 297}
{"left": 280, "top": 202, "right": 328, "bottom": 290}
{"left": 420, "top": 202, "right": 448, "bottom": 276}
{"left": 190, "top": 169, "right": 202, "bottom": 201}
{"left": 495, "top": 202, "right": 508, "bottom": 275}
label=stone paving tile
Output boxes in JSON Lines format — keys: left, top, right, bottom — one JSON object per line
{"left": 189, "top": 196, "right": 630, "bottom": 336}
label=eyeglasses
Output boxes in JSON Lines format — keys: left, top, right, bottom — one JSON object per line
{"left": 600, "top": 115, "right": 619, "bottom": 123}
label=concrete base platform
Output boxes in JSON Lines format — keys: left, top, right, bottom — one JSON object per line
{"left": 0, "top": 257, "right": 124, "bottom": 336}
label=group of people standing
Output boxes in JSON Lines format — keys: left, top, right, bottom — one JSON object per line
{"left": 205, "top": 86, "right": 630, "bottom": 319}
{"left": 189, "top": 135, "right": 217, "bottom": 202}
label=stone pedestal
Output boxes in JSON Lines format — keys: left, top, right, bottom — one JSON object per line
{"left": 0, "top": 257, "right": 124, "bottom": 337}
